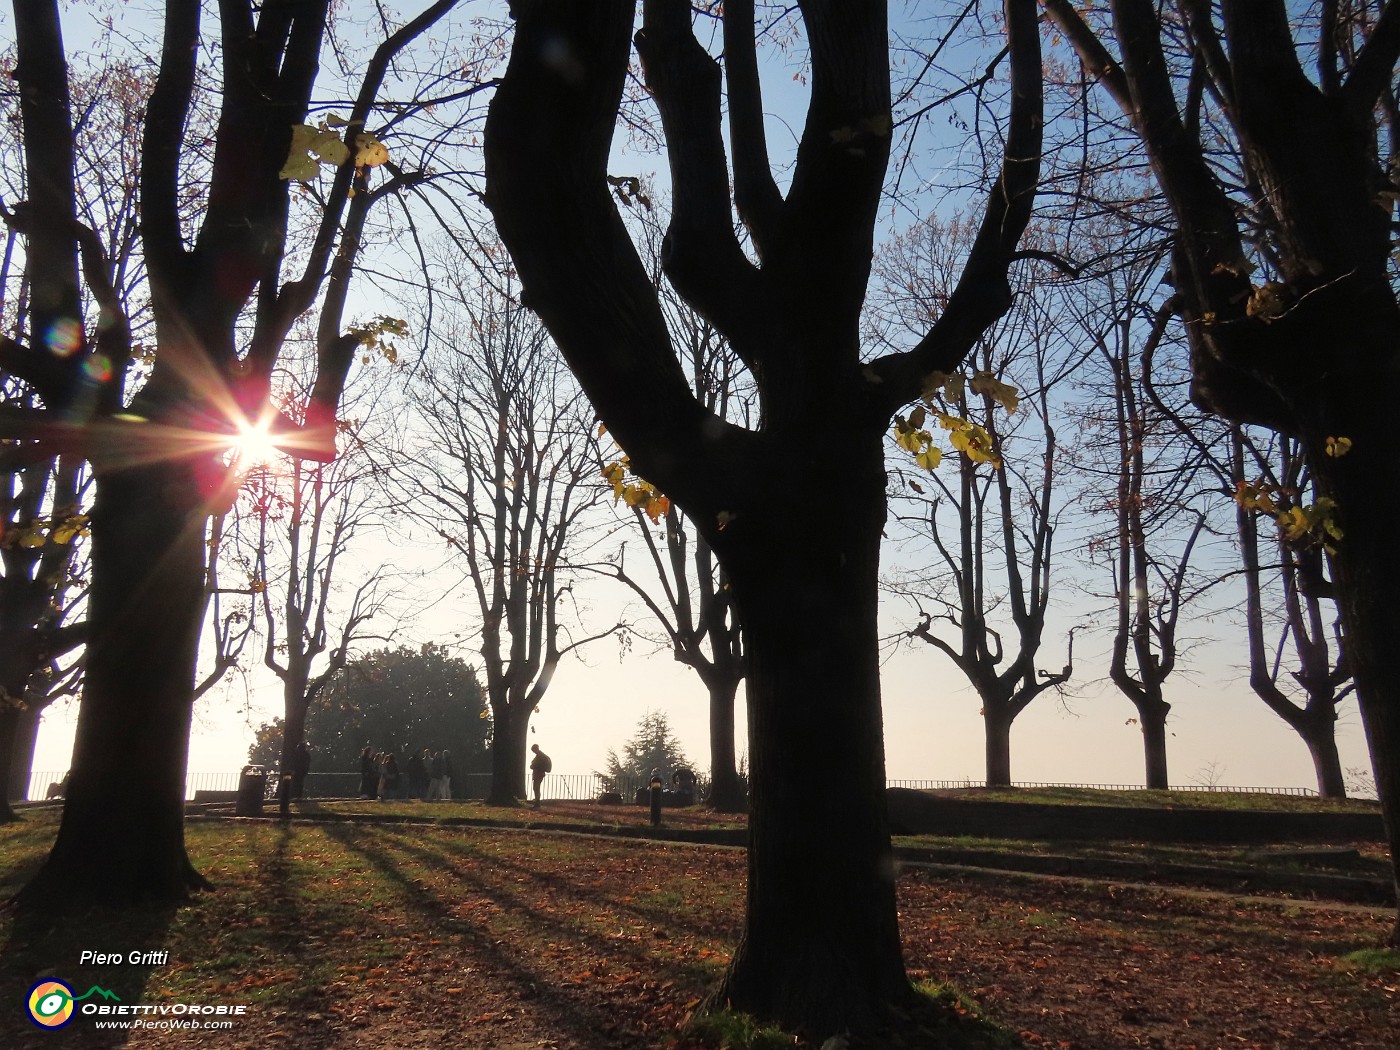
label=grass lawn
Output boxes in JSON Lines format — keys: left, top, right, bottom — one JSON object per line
{"left": 0, "top": 809, "right": 1395, "bottom": 1048}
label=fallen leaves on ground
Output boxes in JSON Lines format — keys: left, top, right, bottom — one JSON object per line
{"left": 2, "top": 815, "right": 1394, "bottom": 1049}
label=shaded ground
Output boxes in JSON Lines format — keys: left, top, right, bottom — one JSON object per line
{"left": 1, "top": 807, "right": 1395, "bottom": 1048}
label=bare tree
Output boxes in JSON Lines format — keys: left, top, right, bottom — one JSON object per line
{"left": 244, "top": 398, "right": 397, "bottom": 818}
{"left": 404, "top": 266, "right": 615, "bottom": 805}
{"left": 482, "top": 0, "right": 1043, "bottom": 1036}
{"left": 877, "top": 216, "right": 1074, "bottom": 787}
{"left": 1, "top": 0, "right": 465, "bottom": 909}
{"left": 0, "top": 35, "right": 152, "bottom": 816}
{"left": 1066, "top": 260, "right": 1225, "bottom": 790}
{"left": 1046, "top": 0, "right": 1400, "bottom": 946}
{"left": 1231, "top": 429, "right": 1352, "bottom": 798}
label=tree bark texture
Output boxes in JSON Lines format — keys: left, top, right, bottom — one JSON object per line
{"left": 1140, "top": 706, "right": 1169, "bottom": 791}
{"left": 15, "top": 459, "right": 210, "bottom": 907}
{"left": 709, "top": 430, "right": 909, "bottom": 1033}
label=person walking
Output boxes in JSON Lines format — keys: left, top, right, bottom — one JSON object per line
{"left": 529, "top": 743, "right": 552, "bottom": 808}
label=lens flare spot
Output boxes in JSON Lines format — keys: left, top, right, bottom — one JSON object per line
{"left": 82, "top": 353, "right": 113, "bottom": 383}
{"left": 45, "top": 318, "right": 83, "bottom": 358}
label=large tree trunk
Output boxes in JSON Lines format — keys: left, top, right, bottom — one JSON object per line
{"left": 1308, "top": 403, "right": 1400, "bottom": 943}
{"left": 14, "top": 460, "right": 210, "bottom": 909}
{"left": 7, "top": 703, "right": 45, "bottom": 803}
{"left": 487, "top": 702, "right": 529, "bottom": 805}
{"left": 1140, "top": 703, "right": 1170, "bottom": 790}
{"left": 704, "top": 670, "right": 746, "bottom": 813}
{"left": 983, "top": 701, "right": 1014, "bottom": 788}
{"left": 708, "top": 431, "right": 910, "bottom": 1036}
{"left": 0, "top": 705, "right": 21, "bottom": 822}
{"left": 1303, "top": 729, "right": 1347, "bottom": 801}
{"left": 277, "top": 674, "right": 310, "bottom": 819}
{"left": 0, "top": 615, "right": 44, "bottom": 821}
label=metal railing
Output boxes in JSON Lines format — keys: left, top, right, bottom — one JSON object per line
{"left": 19, "top": 769, "right": 1323, "bottom": 803}
{"left": 887, "top": 779, "right": 1319, "bottom": 796}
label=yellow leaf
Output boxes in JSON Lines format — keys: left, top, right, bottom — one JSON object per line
{"left": 354, "top": 133, "right": 389, "bottom": 168}
{"left": 312, "top": 134, "right": 350, "bottom": 166}
{"left": 970, "top": 370, "right": 1020, "bottom": 414}
{"left": 1279, "top": 506, "right": 1311, "bottom": 541}
{"left": 1325, "top": 436, "right": 1352, "bottom": 458}
{"left": 915, "top": 447, "right": 942, "bottom": 471}
{"left": 894, "top": 427, "right": 926, "bottom": 453}
{"left": 279, "top": 152, "right": 322, "bottom": 181}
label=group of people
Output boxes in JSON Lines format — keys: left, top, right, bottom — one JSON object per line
{"left": 358, "top": 746, "right": 454, "bottom": 801}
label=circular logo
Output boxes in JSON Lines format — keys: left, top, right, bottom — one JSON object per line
{"left": 27, "top": 979, "right": 76, "bottom": 1029}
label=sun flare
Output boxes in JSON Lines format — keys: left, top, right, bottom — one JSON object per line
{"left": 229, "top": 416, "right": 284, "bottom": 468}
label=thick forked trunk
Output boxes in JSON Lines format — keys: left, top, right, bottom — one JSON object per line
{"left": 705, "top": 671, "right": 746, "bottom": 813}
{"left": 14, "top": 460, "right": 209, "bottom": 909}
{"left": 1309, "top": 402, "right": 1400, "bottom": 943}
{"left": 710, "top": 432, "right": 910, "bottom": 1036}
{"left": 487, "top": 702, "right": 529, "bottom": 805}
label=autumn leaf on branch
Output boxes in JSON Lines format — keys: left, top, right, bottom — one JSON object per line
{"left": 893, "top": 370, "right": 1012, "bottom": 473}
{"left": 602, "top": 458, "right": 670, "bottom": 524}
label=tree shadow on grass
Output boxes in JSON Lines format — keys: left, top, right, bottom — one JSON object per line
{"left": 318, "top": 820, "right": 679, "bottom": 1049}
{"left": 0, "top": 899, "right": 176, "bottom": 1049}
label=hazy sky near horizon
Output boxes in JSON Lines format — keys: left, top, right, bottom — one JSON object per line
{"left": 30, "top": 564, "right": 1377, "bottom": 796}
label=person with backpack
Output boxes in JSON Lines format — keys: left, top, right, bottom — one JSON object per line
{"left": 529, "top": 743, "right": 552, "bottom": 808}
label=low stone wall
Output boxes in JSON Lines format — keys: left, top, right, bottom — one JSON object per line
{"left": 886, "top": 788, "right": 1386, "bottom": 844}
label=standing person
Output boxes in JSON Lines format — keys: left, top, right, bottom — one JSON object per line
{"left": 427, "top": 749, "right": 443, "bottom": 801}
{"left": 379, "top": 752, "right": 400, "bottom": 801}
{"left": 358, "top": 746, "right": 377, "bottom": 799}
{"left": 438, "top": 749, "right": 454, "bottom": 801}
{"left": 291, "top": 741, "right": 312, "bottom": 800}
{"left": 529, "top": 744, "right": 552, "bottom": 808}
{"left": 408, "top": 748, "right": 428, "bottom": 800}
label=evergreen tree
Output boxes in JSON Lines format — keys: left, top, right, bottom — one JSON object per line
{"left": 248, "top": 643, "right": 491, "bottom": 778}
{"left": 596, "top": 710, "right": 691, "bottom": 794}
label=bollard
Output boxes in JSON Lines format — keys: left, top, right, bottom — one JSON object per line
{"left": 649, "top": 768, "right": 663, "bottom": 827}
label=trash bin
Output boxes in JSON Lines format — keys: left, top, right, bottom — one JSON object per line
{"left": 236, "top": 765, "right": 268, "bottom": 816}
